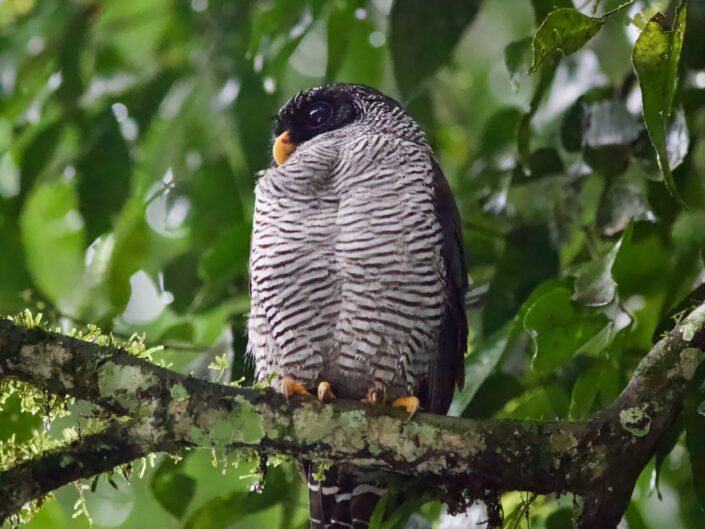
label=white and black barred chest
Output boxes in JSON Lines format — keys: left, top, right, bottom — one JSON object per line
{"left": 248, "top": 131, "right": 448, "bottom": 401}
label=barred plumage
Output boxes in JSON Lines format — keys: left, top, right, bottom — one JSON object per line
{"left": 248, "top": 83, "right": 467, "bottom": 529}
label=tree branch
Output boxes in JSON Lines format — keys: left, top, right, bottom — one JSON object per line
{"left": 0, "top": 421, "right": 161, "bottom": 521}
{"left": 1, "top": 305, "right": 704, "bottom": 528}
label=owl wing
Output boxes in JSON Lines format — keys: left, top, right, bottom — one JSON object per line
{"left": 423, "top": 159, "right": 468, "bottom": 414}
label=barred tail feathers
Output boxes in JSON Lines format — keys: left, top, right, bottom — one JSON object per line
{"left": 307, "top": 464, "right": 385, "bottom": 529}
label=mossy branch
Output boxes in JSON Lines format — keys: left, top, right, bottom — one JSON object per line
{"left": 1, "top": 305, "right": 704, "bottom": 528}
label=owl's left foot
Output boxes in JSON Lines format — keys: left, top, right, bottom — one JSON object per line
{"left": 392, "top": 396, "right": 420, "bottom": 418}
{"left": 317, "top": 381, "right": 336, "bottom": 402}
{"left": 281, "top": 378, "right": 311, "bottom": 400}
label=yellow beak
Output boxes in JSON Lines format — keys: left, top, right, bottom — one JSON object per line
{"left": 273, "top": 130, "right": 297, "bottom": 166}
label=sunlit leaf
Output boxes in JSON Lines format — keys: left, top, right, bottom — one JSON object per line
{"left": 19, "top": 180, "right": 86, "bottom": 313}
{"left": 632, "top": 7, "right": 688, "bottom": 207}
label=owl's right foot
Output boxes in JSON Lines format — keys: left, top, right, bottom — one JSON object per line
{"left": 281, "top": 378, "right": 311, "bottom": 400}
{"left": 361, "top": 387, "right": 384, "bottom": 406}
{"left": 317, "top": 381, "right": 336, "bottom": 402}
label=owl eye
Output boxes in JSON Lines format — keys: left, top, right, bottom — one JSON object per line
{"left": 306, "top": 102, "right": 333, "bottom": 128}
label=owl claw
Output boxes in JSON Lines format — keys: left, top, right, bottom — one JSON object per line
{"left": 317, "top": 381, "right": 336, "bottom": 403}
{"left": 392, "top": 396, "right": 420, "bottom": 419}
{"left": 281, "top": 378, "right": 311, "bottom": 400}
{"left": 361, "top": 387, "right": 384, "bottom": 406}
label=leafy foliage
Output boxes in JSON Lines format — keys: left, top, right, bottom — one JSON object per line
{"left": 1, "top": 0, "right": 705, "bottom": 528}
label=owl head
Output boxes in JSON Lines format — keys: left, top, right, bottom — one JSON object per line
{"left": 271, "top": 83, "right": 422, "bottom": 166}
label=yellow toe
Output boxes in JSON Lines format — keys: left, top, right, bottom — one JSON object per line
{"left": 281, "top": 378, "right": 311, "bottom": 399}
{"left": 392, "top": 396, "right": 420, "bottom": 418}
{"left": 317, "top": 381, "right": 336, "bottom": 402}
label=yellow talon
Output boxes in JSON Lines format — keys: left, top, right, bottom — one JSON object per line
{"left": 317, "top": 381, "right": 336, "bottom": 402}
{"left": 392, "top": 396, "right": 420, "bottom": 418}
{"left": 281, "top": 378, "right": 311, "bottom": 399}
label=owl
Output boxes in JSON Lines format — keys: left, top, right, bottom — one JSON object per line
{"left": 248, "top": 83, "right": 467, "bottom": 529}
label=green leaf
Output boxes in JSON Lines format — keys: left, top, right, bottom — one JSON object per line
{"left": 504, "top": 37, "right": 532, "bottom": 89}
{"left": 483, "top": 225, "right": 559, "bottom": 335}
{"left": 652, "top": 412, "right": 683, "bottom": 499}
{"left": 684, "top": 360, "right": 705, "bottom": 509}
{"left": 368, "top": 492, "right": 390, "bottom": 529}
{"left": 184, "top": 467, "right": 295, "bottom": 529}
{"left": 0, "top": 204, "right": 32, "bottom": 310}
{"left": 479, "top": 106, "right": 522, "bottom": 157}
{"left": 390, "top": 0, "right": 480, "bottom": 96}
{"left": 448, "top": 324, "right": 511, "bottom": 416}
{"left": 517, "top": 62, "right": 557, "bottom": 170}
{"left": 570, "top": 223, "right": 632, "bottom": 307}
{"left": 524, "top": 286, "right": 609, "bottom": 372}
{"left": 529, "top": 8, "right": 604, "bottom": 73}
{"left": 531, "top": 0, "right": 573, "bottom": 24}
{"left": 569, "top": 361, "right": 604, "bottom": 419}
{"left": 150, "top": 458, "right": 196, "bottom": 519}
{"left": 235, "top": 73, "right": 278, "bottom": 175}
{"left": 19, "top": 179, "right": 86, "bottom": 313}
{"left": 545, "top": 506, "right": 573, "bottom": 529}
{"left": 596, "top": 179, "right": 654, "bottom": 237}
{"left": 107, "top": 198, "right": 151, "bottom": 312}
{"left": 76, "top": 109, "right": 132, "bottom": 241}
{"left": 19, "top": 122, "right": 63, "bottom": 198}
{"left": 197, "top": 223, "right": 250, "bottom": 303}
{"left": 500, "top": 382, "right": 570, "bottom": 419}
{"left": 326, "top": 0, "right": 363, "bottom": 81}
{"left": 331, "top": 14, "right": 384, "bottom": 88}
{"left": 632, "top": 7, "right": 688, "bottom": 207}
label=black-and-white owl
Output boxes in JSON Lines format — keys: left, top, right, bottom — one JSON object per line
{"left": 248, "top": 83, "right": 467, "bottom": 529}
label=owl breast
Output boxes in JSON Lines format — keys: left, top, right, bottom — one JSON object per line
{"left": 248, "top": 133, "right": 446, "bottom": 401}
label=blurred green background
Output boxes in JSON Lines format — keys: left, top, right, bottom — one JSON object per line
{"left": 1, "top": 0, "right": 705, "bottom": 527}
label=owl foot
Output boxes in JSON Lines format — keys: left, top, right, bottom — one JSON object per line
{"left": 317, "top": 381, "right": 336, "bottom": 403}
{"left": 361, "top": 387, "right": 385, "bottom": 406}
{"left": 281, "top": 378, "right": 311, "bottom": 400}
{"left": 392, "top": 396, "right": 420, "bottom": 419}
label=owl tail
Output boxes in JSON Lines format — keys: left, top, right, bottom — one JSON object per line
{"left": 307, "top": 463, "right": 386, "bottom": 529}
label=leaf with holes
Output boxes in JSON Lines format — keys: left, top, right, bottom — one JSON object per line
{"left": 530, "top": 9, "right": 604, "bottom": 73}
{"left": 632, "top": 6, "right": 688, "bottom": 207}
